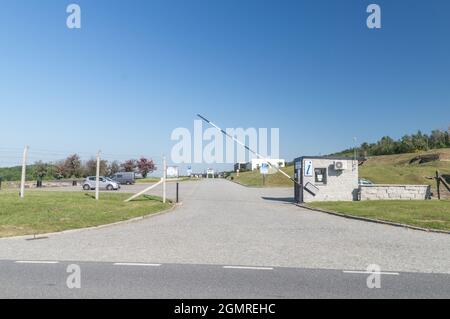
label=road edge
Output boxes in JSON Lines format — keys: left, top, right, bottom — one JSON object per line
{"left": 298, "top": 204, "right": 450, "bottom": 235}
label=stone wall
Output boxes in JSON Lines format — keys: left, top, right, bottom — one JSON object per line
{"left": 359, "top": 184, "right": 431, "bottom": 200}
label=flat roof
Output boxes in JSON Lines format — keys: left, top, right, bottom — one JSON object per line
{"left": 294, "top": 156, "right": 361, "bottom": 161}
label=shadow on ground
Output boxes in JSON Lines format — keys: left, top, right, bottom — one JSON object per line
{"left": 261, "top": 196, "right": 295, "bottom": 203}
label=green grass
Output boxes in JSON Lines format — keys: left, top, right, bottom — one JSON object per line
{"left": 307, "top": 200, "right": 450, "bottom": 231}
{"left": 0, "top": 191, "right": 172, "bottom": 238}
{"left": 228, "top": 166, "right": 295, "bottom": 187}
{"left": 359, "top": 149, "right": 450, "bottom": 193}
{"left": 135, "top": 177, "right": 162, "bottom": 183}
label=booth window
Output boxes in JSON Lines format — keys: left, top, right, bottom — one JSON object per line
{"left": 314, "top": 168, "right": 327, "bottom": 184}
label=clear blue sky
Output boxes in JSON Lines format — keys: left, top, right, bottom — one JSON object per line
{"left": 1, "top": 0, "right": 449, "bottom": 171}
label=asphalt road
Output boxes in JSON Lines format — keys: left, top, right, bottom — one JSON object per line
{"left": 1, "top": 260, "right": 449, "bottom": 298}
{"left": 0, "top": 179, "right": 449, "bottom": 298}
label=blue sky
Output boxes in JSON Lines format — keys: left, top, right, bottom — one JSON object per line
{"left": 0, "top": 0, "right": 449, "bottom": 171}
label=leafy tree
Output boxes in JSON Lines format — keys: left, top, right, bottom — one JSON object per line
{"left": 84, "top": 158, "right": 108, "bottom": 177}
{"left": 411, "top": 130, "right": 428, "bottom": 151}
{"left": 54, "top": 160, "right": 67, "bottom": 179}
{"left": 121, "top": 159, "right": 137, "bottom": 172}
{"left": 107, "top": 161, "right": 120, "bottom": 176}
{"left": 332, "top": 127, "right": 450, "bottom": 157}
{"left": 33, "top": 161, "right": 48, "bottom": 181}
{"left": 137, "top": 157, "right": 156, "bottom": 178}
{"left": 430, "top": 130, "right": 447, "bottom": 149}
{"left": 63, "top": 154, "right": 82, "bottom": 178}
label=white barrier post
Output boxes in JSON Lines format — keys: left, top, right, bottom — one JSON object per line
{"left": 95, "top": 150, "right": 101, "bottom": 200}
{"left": 163, "top": 156, "right": 167, "bottom": 203}
{"left": 19, "top": 145, "right": 29, "bottom": 199}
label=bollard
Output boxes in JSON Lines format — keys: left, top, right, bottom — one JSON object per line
{"left": 176, "top": 182, "right": 179, "bottom": 203}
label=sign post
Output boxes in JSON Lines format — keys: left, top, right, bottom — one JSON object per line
{"left": 260, "top": 163, "right": 269, "bottom": 186}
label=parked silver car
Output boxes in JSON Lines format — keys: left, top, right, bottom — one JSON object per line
{"left": 82, "top": 176, "right": 120, "bottom": 191}
{"left": 358, "top": 178, "right": 374, "bottom": 185}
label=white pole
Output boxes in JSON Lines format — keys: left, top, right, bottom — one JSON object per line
{"left": 95, "top": 150, "right": 101, "bottom": 200}
{"left": 163, "top": 156, "right": 167, "bottom": 203}
{"left": 20, "top": 146, "right": 29, "bottom": 199}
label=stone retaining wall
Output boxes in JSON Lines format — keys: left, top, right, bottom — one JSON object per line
{"left": 359, "top": 184, "right": 431, "bottom": 200}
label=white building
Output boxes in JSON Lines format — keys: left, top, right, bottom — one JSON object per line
{"left": 247, "top": 158, "right": 285, "bottom": 171}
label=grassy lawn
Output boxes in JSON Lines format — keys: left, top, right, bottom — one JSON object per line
{"left": 307, "top": 200, "right": 450, "bottom": 231}
{"left": 0, "top": 191, "right": 172, "bottom": 238}
{"left": 228, "top": 166, "right": 295, "bottom": 187}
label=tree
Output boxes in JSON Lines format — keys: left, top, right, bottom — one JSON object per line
{"left": 107, "top": 161, "right": 120, "bottom": 176}
{"left": 397, "top": 135, "right": 415, "bottom": 154}
{"left": 137, "top": 157, "right": 156, "bottom": 178}
{"left": 411, "top": 130, "right": 428, "bottom": 151}
{"left": 429, "top": 129, "right": 447, "bottom": 149}
{"left": 33, "top": 161, "right": 48, "bottom": 181}
{"left": 63, "top": 154, "right": 82, "bottom": 178}
{"left": 54, "top": 160, "right": 67, "bottom": 179}
{"left": 121, "top": 159, "right": 137, "bottom": 172}
{"left": 84, "top": 158, "right": 108, "bottom": 177}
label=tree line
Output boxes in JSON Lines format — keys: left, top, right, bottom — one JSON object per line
{"left": 340, "top": 128, "right": 450, "bottom": 157}
{"left": 0, "top": 155, "right": 156, "bottom": 182}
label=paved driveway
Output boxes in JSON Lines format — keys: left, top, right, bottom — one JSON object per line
{"left": 0, "top": 179, "right": 449, "bottom": 274}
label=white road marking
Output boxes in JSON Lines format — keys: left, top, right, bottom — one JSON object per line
{"left": 343, "top": 270, "right": 399, "bottom": 275}
{"left": 114, "top": 263, "right": 161, "bottom": 267}
{"left": 223, "top": 266, "right": 274, "bottom": 270}
{"left": 15, "top": 261, "right": 59, "bottom": 264}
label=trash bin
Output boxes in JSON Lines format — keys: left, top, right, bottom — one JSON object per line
{"left": 72, "top": 180, "right": 77, "bottom": 186}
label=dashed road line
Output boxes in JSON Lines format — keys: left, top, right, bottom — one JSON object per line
{"left": 15, "top": 260, "right": 60, "bottom": 264}
{"left": 113, "top": 262, "right": 162, "bottom": 267}
{"left": 343, "top": 270, "right": 399, "bottom": 275}
{"left": 223, "top": 266, "right": 274, "bottom": 270}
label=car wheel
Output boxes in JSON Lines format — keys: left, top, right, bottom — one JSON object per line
{"left": 106, "top": 184, "right": 113, "bottom": 191}
{"left": 83, "top": 184, "right": 91, "bottom": 191}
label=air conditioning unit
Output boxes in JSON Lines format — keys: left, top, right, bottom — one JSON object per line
{"left": 334, "top": 161, "right": 347, "bottom": 170}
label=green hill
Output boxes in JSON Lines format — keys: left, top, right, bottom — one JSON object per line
{"left": 359, "top": 149, "right": 450, "bottom": 196}
{"left": 228, "top": 149, "right": 450, "bottom": 192}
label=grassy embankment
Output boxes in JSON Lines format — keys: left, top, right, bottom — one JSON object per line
{"left": 0, "top": 191, "right": 172, "bottom": 238}
{"left": 228, "top": 149, "right": 450, "bottom": 191}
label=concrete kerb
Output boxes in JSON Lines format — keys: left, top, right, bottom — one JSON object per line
{"left": 297, "top": 204, "right": 450, "bottom": 235}
{"left": 1, "top": 202, "right": 182, "bottom": 241}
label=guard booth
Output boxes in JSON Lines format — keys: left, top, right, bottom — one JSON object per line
{"left": 294, "top": 156, "right": 359, "bottom": 203}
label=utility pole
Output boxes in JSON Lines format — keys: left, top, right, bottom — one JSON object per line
{"left": 95, "top": 150, "right": 101, "bottom": 200}
{"left": 20, "top": 146, "right": 29, "bottom": 199}
{"left": 163, "top": 156, "right": 167, "bottom": 203}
